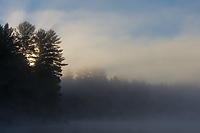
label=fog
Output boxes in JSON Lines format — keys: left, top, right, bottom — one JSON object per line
{"left": 2, "top": 1, "right": 200, "bottom": 84}
{"left": 1, "top": 67, "right": 200, "bottom": 132}
{"left": 1, "top": 119, "right": 200, "bottom": 133}
{"left": 1, "top": 1, "right": 200, "bottom": 132}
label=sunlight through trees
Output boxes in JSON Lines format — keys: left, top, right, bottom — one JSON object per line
{"left": 0, "top": 22, "right": 67, "bottom": 119}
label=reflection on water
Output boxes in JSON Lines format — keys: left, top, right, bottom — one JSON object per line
{"left": 1, "top": 119, "right": 200, "bottom": 133}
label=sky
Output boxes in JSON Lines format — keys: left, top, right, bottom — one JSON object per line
{"left": 1, "top": 0, "right": 200, "bottom": 84}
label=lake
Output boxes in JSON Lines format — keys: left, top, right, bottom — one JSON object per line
{"left": 1, "top": 119, "right": 200, "bottom": 133}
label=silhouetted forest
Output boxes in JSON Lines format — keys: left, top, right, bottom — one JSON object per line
{"left": 0, "top": 22, "right": 67, "bottom": 123}
{"left": 61, "top": 67, "right": 200, "bottom": 120}
{"left": 1, "top": 22, "right": 200, "bottom": 125}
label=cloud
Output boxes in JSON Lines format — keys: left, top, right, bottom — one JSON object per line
{"left": 1, "top": 2, "right": 200, "bottom": 84}
{"left": 4, "top": 11, "right": 26, "bottom": 27}
{"left": 0, "top": 0, "right": 30, "bottom": 25}
{"left": 55, "top": 10, "right": 200, "bottom": 84}
{"left": 28, "top": 10, "right": 65, "bottom": 30}
{"left": 115, "top": 37, "right": 200, "bottom": 84}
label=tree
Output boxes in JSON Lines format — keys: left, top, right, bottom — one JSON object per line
{"left": 63, "top": 68, "right": 74, "bottom": 82}
{"left": 75, "top": 66, "right": 91, "bottom": 80}
{"left": 34, "top": 29, "right": 67, "bottom": 116}
{"left": 0, "top": 23, "right": 32, "bottom": 113}
{"left": 90, "top": 67, "right": 107, "bottom": 81}
{"left": 15, "top": 21, "right": 36, "bottom": 66}
{"left": 0, "top": 23, "right": 16, "bottom": 105}
{"left": 0, "top": 21, "right": 67, "bottom": 119}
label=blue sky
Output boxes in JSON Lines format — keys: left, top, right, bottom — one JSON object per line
{"left": 1, "top": 0, "right": 200, "bottom": 84}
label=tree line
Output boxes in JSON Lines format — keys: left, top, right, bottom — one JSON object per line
{"left": 0, "top": 22, "right": 67, "bottom": 120}
{"left": 61, "top": 67, "right": 200, "bottom": 120}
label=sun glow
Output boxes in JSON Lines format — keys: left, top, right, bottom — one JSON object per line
{"left": 27, "top": 54, "right": 37, "bottom": 66}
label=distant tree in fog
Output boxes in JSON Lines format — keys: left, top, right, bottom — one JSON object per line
{"left": 75, "top": 66, "right": 91, "bottom": 80}
{"left": 61, "top": 67, "right": 152, "bottom": 119}
{"left": 64, "top": 68, "right": 74, "bottom": 81}
{"left": 90, "top": 67, "right": 107, "bottom": 81}
{"left": 75, "top": 67, "right": 107, "bottom": 81}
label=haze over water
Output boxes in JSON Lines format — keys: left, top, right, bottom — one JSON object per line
{"left": 1, "top": 0, "right": 200, "bottom": 133}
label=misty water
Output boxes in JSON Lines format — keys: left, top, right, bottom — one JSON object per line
{"left": 2, "top": 62, "right": 200, "bottom": 133}
{"left": 1, "top": 118, "right": 200, "bottom": 133}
